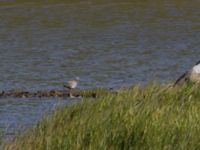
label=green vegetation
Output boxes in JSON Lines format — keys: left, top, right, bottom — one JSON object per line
{"left": 3, "top": 83, "right": 200, "bottom": 150}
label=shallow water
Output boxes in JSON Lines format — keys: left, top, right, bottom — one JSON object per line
{"left": 0, "top": 0, "right": 199, "bottom": 138}
{"left": 0, "top": 97, "right": 79, "bottom": 140}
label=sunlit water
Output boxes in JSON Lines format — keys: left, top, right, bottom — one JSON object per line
{"left": 0, "top": 0, "right": 199, "bottom": 138}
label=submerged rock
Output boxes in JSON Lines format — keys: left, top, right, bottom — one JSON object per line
{"left": 0, "top": 89, "right": 111, "bottom": 99}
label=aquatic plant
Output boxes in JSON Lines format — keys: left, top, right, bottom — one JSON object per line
{"left": 3, "top": 83, "right": 200, "bottom": 150}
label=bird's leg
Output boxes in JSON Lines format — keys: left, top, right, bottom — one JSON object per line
{"left": 69, "top": 89, "right": 74, "bottom": 98}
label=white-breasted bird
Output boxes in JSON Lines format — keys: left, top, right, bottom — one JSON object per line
{"left": 174, "top": 60, "right": 200, "bottom": 86}
{"left": 64, "top": 77, "right": 79, "bottom": 97}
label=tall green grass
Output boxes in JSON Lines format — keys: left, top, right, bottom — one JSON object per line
{"left": 3, "top": 83, "right": 200, "bottom": 150}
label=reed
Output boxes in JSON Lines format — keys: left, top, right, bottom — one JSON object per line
{"left": 3, "top": 83, "right": 200, "bottom": 150}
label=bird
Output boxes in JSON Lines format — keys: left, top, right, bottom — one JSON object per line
{"left": 64, "top": 77, "right": 79, "bottom": 97}
{"left": 174, "top": 60, "right": 200, "bottom": 86}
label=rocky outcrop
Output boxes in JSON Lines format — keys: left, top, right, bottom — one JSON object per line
{"left": 0, "top": 90, "right": 91, "bottom": 98}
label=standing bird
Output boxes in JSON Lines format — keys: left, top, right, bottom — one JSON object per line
{"left": 174, "top": 60, "right": 200, "bottom": 86}
{"left": 64, "top": 77, "right": 79, "bottom": 97}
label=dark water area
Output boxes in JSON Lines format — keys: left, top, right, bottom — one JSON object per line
{"left": 0, "top": 0, "right": 199, "bottom": 138}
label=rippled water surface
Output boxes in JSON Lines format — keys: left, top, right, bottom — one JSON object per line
{"left": 0, "top": 97, "right": 79, "bottom": 140}
{"left": 0, "top": 0, "right": 199, "bottom": 138}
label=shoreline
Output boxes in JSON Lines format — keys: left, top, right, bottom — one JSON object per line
{"left": 0, "top": 88, "right": 114, "bottom": 98}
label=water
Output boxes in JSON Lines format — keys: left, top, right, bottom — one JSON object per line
{"left": 0, "top": 97, "right": 79, "bottom": 140}
{"left": 0, "top": 0, "right": 199, "bottom": 138}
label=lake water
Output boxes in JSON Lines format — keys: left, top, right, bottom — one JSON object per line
{"left": 0, "top": 0, "right": 199, "bottom": 138}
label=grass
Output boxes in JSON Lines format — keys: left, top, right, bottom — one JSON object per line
{"left": 3, "top": 83, "right": 200, "bottom": 150}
